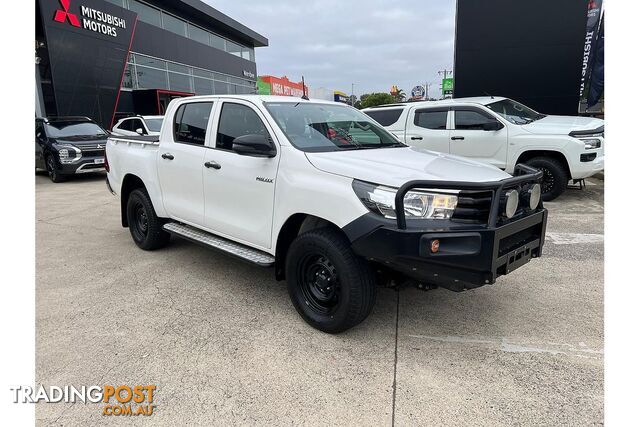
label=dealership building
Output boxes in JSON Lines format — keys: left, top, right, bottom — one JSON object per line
{"left": 36, "top": 0, "right": 268, "bottom": 128}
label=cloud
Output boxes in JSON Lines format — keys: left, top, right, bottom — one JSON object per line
{"left": 206, "top": 0, "right": 455, "bottom": 96}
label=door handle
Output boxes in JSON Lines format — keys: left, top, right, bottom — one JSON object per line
{"left": 410, "top": 136, "right": 423, "bottom": 140}
{"left": 451, "top": 136, "right": 465, "bottom": 141}
{"left": 204, "top": 161, "right": 221, "bottom": 170}
{"left": 161, "top": 153, "right": 174, "bottom": 160}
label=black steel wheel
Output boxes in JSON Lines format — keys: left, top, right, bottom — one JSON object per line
{"left": 126, "top": 188, "right": 170, "bottom": 250}
{"left": 286, "top": 227, "right": 376, "bottom": 333}
{"left": 525, "top": 157, "right": 568, "bottom": 201}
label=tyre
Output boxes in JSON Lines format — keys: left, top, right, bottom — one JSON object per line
{"left": 525, "top": 157, "right": 569, "bottom": 201}
{"left": 126, "top": 188, "right": 170, "bottom": 250}
{"left": 45, "top": 155, "right": 66, "bottom": 183}
{"left": 285, "top": 227, "right": 376, "bottom": 333}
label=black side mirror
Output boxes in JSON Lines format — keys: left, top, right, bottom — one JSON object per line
{"left": 483, "top": 121, "right": 504, "bottom": 131}
{"left": 232, "top": 134, "right": 276, "bottom": 157}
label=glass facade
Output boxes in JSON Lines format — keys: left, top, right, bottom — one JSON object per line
{"left": 124, "top": 53, "right": 256, "bottom": 95}
{"left": 110, "top": 0, "right": 255, "bottom": 62}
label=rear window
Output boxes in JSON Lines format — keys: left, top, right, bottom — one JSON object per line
{"left": 414, "top": 109, "right": 448, "bottom": 130}
{"left": 364, "top": 109, "right": 404, "bottom": 127}
{"left": 173, "top": 102, "right": 213, "bottom": 145}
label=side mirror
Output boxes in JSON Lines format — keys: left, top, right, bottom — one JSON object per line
{"left": 135, "top": 128, "right": 145, "bottom": 135}
{"left": 232, "top": 134, "right": 276, "bottom": 157}
{"left": 483, "top": 121, "right": 504, "bottom": 131}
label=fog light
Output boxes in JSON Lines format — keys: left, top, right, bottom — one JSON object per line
{"left": 528, "top": 183, "right": 541, "bottom": 209}
{"left": 430, "top": 239, "right": 440, "bottom": 253}
{"left": 505, "top": 190, "right": 519, "bottom": 218}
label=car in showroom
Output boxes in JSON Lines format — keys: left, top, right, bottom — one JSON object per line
{"left": 111, "top": 115, "right": 164, "bottom": 137}
{"left": 363, "top": 97, "right": 604, "bottom": 200}
{"left": 106, "top": 95, "right": 547, "bottom": 333}
{"left": 35, "top": 116, "right": 108, "bottom": 182}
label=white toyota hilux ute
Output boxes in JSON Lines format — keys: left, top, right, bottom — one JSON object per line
{"left": 363, "top": 97, "right": 604, "bottom": 200}
{"left": 106, "top": 95, "right": 548, "bottom": 333}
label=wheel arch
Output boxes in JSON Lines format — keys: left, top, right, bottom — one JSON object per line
{"left": 516, "top": 150, "right": 571, "bottom": 178}
{"left": 120, "top": 174, "right": 148, "bottom": 227}
{"left": 274, "top": 213, "right": 343, "bottom": 280}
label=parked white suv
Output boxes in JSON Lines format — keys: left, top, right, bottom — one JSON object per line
{"left": 106, "top": 95, "right": 547, "bottom": 333}
{"left": 112, "top": 115, "right": 164, "bottom": 137}
{"left": 363, "top": 97, "right": 604, "bottom": 200}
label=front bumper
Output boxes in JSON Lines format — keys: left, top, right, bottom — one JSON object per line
{"left": 56, "top": 155, "right": 105, "bottom": 175}
{"left": 345, "top": 163, "right": 548, "bottom": 292}
{"left": 347, "top": 210, "right": 547, "bottom": 291}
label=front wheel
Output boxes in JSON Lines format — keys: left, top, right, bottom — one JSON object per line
{"left": 45, "top": 155, "right": 66, "bottom": 183}
{"left": 525, "top": 157, "right": 569, "bottom": 201}
{"left": 285, "top": 228, "right": 377, "bottom": 333}
{"left": 126, "top": 188, "right": 170, "bottom": 250}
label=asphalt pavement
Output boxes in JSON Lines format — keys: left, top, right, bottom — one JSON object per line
{"left": 35, "top": 173, "right": 603, "bottom": 426}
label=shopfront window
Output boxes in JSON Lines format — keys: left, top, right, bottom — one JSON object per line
{"left": 136, "top": 66, "right": 168, "bottom": 90}
{"left": 129, "top": 0, "right": 161, "bottom": 27}
{"left": 188, "top": 24, "right": 210, "bottom": 45}
{"left": 162, "top": 12, "right": 187, "bottom": 37}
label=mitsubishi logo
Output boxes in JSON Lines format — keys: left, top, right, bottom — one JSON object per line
{"left": 53, "top": 0, "right": 81, "bottom": 27}
{"left": 96, "top": 144, "right": 104, "bottom": 149}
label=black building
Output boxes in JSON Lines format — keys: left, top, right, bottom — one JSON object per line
{"left": 454, "top": 0, "right": 590, "bottom": 115}
{"left": 36, "top": 0, "right": 268, "bottom": 128}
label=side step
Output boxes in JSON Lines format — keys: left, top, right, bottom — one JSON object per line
{"left": 163, "top": 222, "right": 275, "bottom": 267}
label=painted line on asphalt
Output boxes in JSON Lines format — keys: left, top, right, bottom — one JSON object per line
{"left": 545, "top": 232, "right": 604, "bottom": 245}
{"left": 406, "top": 335, "right": 603, "bottom": 359}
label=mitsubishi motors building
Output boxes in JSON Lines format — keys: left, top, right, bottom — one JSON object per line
{"left": 36, "top": 0, "right": 268, "bottom": 129}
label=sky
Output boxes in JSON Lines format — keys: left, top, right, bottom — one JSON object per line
{"left": 205, "top": 0, "right": 456, "bottom": 98}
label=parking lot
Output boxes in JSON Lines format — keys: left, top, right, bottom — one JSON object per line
{"left": 36, "top": 172, "right": 603, "bottom": 426}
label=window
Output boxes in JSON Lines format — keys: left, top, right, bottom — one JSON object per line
{"left": 117, "top": 119, "right": 133, "bottom": 131}
{"left": 130, "top": 118, "right": 146, "bottom": 134}
{"left": 193, "top": 77, "right": 213, "bottom": 95}
{"left": 169, "top": 72, "right": 192, "bottom": 92}
{"left": 122, "top": 63, "right": 134, "bottom": 89}
{"left": 364, "top": 109, "right": 404, "bottom": 126}
{"left": 128, "top": 0, "right": 161, "bottom": 27}
{"left": 210, "top": 34, "right": 226, "bottom": 51}
{"left": 162, "top": 12, "right": 187, "bottom": 37}
{"left": 134, "top": 55, "right": 166, "bottom": 69}
{"left": 226, "top": 41, "right": 243, "bottom": 57}
{"left": 216, "top": 103, "right": 269, "bottom": 150}
{"left": 414, "top": 110, "right": 447, "bottom": 130}
{"left": 173, "top": 102, "right": 213, "bottom": 145}
{"left": 136, "top": 66, "right": 168, "bottom": 90}
{"left": 188, "top": 24, "right": 210, "bottom": 45}
{"left": 454, "top": 110, "right": 495, "bottom": 130}
{"left": 214, "top": 80, "right": 230, "bottom": 95}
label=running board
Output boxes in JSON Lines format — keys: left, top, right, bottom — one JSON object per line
{"left": 163, "top": 222, "right": 275, "bottom": 267}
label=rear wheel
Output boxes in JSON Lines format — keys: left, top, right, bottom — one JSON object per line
{"left": 285, "top": 227, "right": 376, "bottom": 333}
{"left": 126, "top": 188, "right": 170, "bottom": 250}
{"left": 525, "top": 157, "right": 568, "bottom": 201}
{"left": 45, "top": 155, "right": 66, "bottom": 183}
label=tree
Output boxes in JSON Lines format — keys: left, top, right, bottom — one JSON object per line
{"left": 393, "top": 88, "right": 406, "bottom": 102}
{"left": 359, "top": 93, "right": 396, "bottom": 109}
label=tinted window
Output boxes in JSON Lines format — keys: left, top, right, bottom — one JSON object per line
{"left": 216, "top": 103, "right": 269, "bottom": 150}
{"left": 128, "top": 0, "right": 161, "bottom": 27}
{"left": 454, "top": 110, "right": 494, "bottom": 130}
{"left": 130, "top": 119, "right": 146, "bottom": 134}
{"left": 117, "top": 119, "right": 132, "bottom": 131}
{"left": 364, "top": 109, "right": 404, "bottom": 126}
{"left": 45, "top": 122, "right": 106, "bottom": 138}
{"left": 174, "top": 102, "right": 213, "bottom": 145}
{"left": 414, "top": 110, "right": 448, "bottom": 130}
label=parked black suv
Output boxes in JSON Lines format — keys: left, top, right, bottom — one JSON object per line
{"left": 36, "top": 117, "right": 109, "bottom": 182}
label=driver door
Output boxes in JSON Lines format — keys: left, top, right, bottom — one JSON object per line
{"left": 448, "top": 107, "right": 508, "bottom": 169}
{"left": 202, "top": 100, "right": 279, "bottom": 249}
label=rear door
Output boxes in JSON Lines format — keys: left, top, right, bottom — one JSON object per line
{"left": 202, "top": 100, "right": 279, "bottom": 249}
{"left": 449, "top": 107, "right": 508, "bottom": 169}
{"left": 157, "top": 101, "right": 214, "bottom": 226}
{"left": 404, "top": 107, "right": 451, "bottom": 153}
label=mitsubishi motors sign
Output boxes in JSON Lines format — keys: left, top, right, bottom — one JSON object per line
{"left": 49, "top": 0, "right": 131, "bottom": 39}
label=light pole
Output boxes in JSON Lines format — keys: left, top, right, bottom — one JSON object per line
{"left": 351, "top": 83, "right": 356, "bottom": 106}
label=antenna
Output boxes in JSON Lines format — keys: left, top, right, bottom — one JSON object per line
{"left": 301, "top": 76, "right": 309, "bottom": 100}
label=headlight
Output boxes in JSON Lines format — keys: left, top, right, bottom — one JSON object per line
{"left": 56, "top": 144, "right": 81, "bottom": 164}
{"left": 352, "top": 180, "right": 458, "bottom": 220}
{"left": 580, "top": 138, "right": 601, "bottom": 149}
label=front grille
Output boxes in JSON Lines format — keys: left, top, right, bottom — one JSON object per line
{"left": 81, "top": 149, "right": 105, "bottom": 157}
{"left": 451, "top": 191, "right": 493, "bottom": 223}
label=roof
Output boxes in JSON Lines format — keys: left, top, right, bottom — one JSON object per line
{"left": 154, "top": 0, "right": 268, "bottom": 47}
{"left": 177, "top": 94, "right": 341, "bottom": 105}
{"left": 362, "top": 96, "right": 507, "bottom": 110}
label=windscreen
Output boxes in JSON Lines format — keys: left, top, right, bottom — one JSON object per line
{"left": 145, "top": 118, "right": 163, "bottom": 132}
{"left": 264, "top": 102, "right": 404, "bottom": 152}
{"left": 45, "top": 121, "right": 107, "bottom": 138}
{"left": 485, "top": 99, "right": 546, "bottom": 125}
